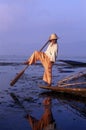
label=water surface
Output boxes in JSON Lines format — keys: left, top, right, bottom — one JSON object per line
{"left": 0, "top": 55, "right": 86, "bottom": 130}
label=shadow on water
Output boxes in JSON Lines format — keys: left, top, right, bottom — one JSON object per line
{"left": 10, "top": 93, "right": 57, "bottom": 130}
{"left": 25, "top": 97, "right": 56, "bottom": 130}
{"left": 9, "top": 91, "right": 86, "bottom": 130}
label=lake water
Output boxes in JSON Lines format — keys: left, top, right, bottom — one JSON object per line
{"left": 0, "top": 55, "right": 86, "bottom": 130}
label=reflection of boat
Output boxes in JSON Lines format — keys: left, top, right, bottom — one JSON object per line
{"left": 39, "top": 85, "right": 86, "bottom": 98}
{"left": 40, "top": 92, "right": 86, "bottom": 119}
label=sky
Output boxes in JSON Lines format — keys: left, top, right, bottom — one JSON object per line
{"left": 0, "top": 0, "right": 86, "bottom": 58}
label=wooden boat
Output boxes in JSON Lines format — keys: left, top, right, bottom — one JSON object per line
{"left": 59, "top": 60, "right": 86, "bottom": 67}
{"left": 39, "top": 85, "right": 86, "bottom": 98}
{"left": 39, "top": 66, "right": 86, "bottom": 98}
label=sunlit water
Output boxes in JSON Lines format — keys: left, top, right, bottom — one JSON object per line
{"left": 0, "top": 55, "right": 86, "bottom": 130}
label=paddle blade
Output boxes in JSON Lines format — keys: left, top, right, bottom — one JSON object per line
{"left": 10, "top": 69, "right": 25, "bottom": 86}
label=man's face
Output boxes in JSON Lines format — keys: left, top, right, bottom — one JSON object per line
{"left": 51, "top": 39, "right": 57, "bottom": 44}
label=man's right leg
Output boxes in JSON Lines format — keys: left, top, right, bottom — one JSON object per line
{"left": 26, "top": 51, "right": 42, "bottom": 65}
{"left": 25, "top": 51, "right": 52, "bottom": 85}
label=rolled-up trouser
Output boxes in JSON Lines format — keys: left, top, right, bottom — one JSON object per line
{"left": 28, "top": 51, "right": 53, "bottom": 84}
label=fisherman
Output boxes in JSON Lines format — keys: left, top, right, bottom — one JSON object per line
{"left": 24, "top": 33, "right": 59, "bottom": 86}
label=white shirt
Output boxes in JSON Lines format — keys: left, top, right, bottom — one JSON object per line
{"left": 45, "top": 42, "right": 58, "bottom": 62}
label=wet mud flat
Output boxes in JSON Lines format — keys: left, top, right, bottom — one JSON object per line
{"left": 0, "top": 59, "right": 86, "bottom": 130}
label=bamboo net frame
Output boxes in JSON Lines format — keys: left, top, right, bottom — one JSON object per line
{"left": 58, "top": 70, "right": 86, "bottom": 87}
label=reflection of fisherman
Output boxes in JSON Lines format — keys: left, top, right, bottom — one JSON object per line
{"left": 26, "top": 97, "right": 56, "bottom": 130}
{"left": 24, "top": 34, "right": 59, "bottom": 86}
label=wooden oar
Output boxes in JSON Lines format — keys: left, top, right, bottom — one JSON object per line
{"left": 10, "top": 40, "right": 49, "bottom": 86}
{"left": 10, "top": 65, "right": 28, "bottom": 86}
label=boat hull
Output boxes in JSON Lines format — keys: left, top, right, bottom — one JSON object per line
{"left": 39, "top": 85, "right": 86, "bottom": 98}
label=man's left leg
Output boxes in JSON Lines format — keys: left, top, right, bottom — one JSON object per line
{"left": 43, "top": 62, "right": 52, "bottom": 86}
